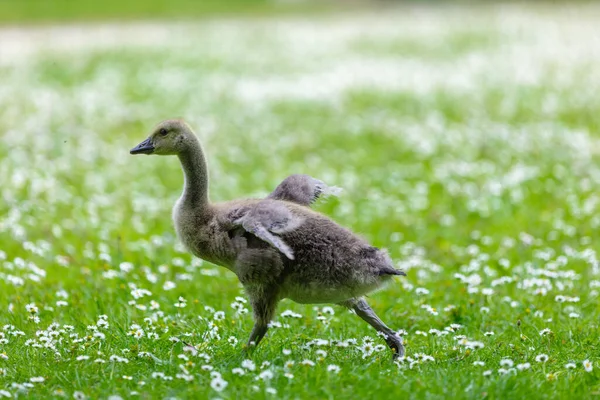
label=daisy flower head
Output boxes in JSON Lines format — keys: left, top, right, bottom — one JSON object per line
{"left": 301, "top": 359, "right": 315, "bottom": 367}
{"left": 500, "top": 359, "right": 514, "bottom": 368}
{"left": 213, "top": 311, "right": 225, "bottom": 321}
{"left": 327, "top": 364, "right": 341, "bottom": 373}
{"left": 210, "top": 376, "right": 228, "bottom": 392}
{"left": 73, "top": 391, "right": 87, "bottom": 400}
{"left": 517, "top": 363, "right": 531, "bottom": 371}
{"left": 25, "top": 303, "right": 38, "bottom": 314}
{"left": 241, "top": 359, "right": 256, "bottom": 371}
{"left": 258, "top": 370, "right": 274, "bottom": 381}
{"left": 539, "top": 328, "right": 552, "bottom": 336}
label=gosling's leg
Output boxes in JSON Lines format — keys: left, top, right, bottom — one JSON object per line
{"left": 246, "top": 288, "right": 278, "bottom": 349}
{"left": 342, "top": 297, "right": 405, "bottom": 359}
{"left": 235, "top": 248, "right": 283, "bottom": 350}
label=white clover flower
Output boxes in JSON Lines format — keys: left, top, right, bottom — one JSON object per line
{"left": 535, "top": 354, "right": 549, "bottom": 363}
{"left": 565, "top": 363, "right": 576, "bottom": 369}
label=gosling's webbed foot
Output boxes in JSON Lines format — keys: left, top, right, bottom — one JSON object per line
{"left": 342, "top": 297, "right": 406, "bottom": 361}
{"left": 386, "top": 334, "right": 405, "bottom": 359}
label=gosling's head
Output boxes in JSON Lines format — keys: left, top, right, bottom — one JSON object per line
{"left": 130, "top": 119, "right": 196, "bottom": 156}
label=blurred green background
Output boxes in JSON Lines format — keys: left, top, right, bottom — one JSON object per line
{"left": 0, "top": 0, "right": 330, "bottom": 24}
{"left": 0, "top": 0, "right": 583, "bottom": 25}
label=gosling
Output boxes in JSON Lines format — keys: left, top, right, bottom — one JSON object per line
{"left": 130, "top": 119, "right": 406, "bottom": 359}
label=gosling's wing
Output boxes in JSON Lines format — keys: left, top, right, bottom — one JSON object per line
{"left": 267, "top": 174, "right": 341, "bottom": 207}
{"left": 233, "top": 200, "right": 302, "bottom": 260}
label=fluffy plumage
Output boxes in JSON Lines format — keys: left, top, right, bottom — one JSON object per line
{"left": 131, "top": 119, "right": 406, "bottom": 359}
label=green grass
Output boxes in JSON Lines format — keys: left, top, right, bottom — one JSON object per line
{"left": 1, "top": 4, "right": 600, "bottom": 399}
{"left": 0, "top": 0, "right": 333, "bottom": 25}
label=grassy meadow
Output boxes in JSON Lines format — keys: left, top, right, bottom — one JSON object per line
{"left": 1, "top": 3, "right": 600, "bottom": 399}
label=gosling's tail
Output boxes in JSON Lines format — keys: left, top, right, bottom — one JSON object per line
{"left": 378, "top": 267, "right": 407, "bottom": 277}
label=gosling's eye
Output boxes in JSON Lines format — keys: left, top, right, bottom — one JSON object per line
{"left": 159, "top": 128, "right": 168, "bottom": 136}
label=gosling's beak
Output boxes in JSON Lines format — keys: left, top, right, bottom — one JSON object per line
{"left": 130, "top": 137, "right": 155, "bottom": 155}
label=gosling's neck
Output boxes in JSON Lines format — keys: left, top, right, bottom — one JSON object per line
{"left": 177, "top": 137, "right": 209, "bottom": 209}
